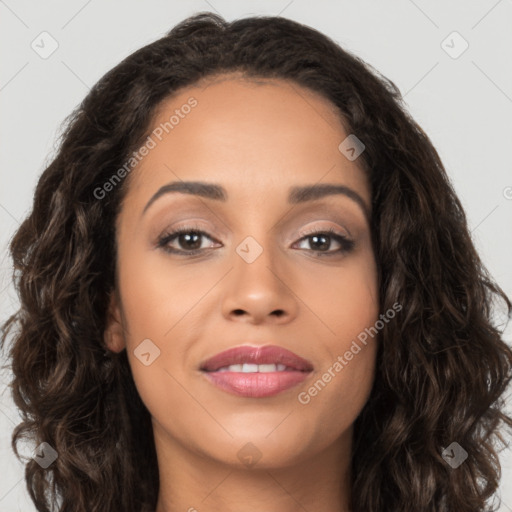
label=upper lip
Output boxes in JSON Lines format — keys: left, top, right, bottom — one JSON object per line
{"left": 200, "top": 345, "right": 314, "bottom": 372}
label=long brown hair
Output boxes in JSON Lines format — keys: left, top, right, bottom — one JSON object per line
{"left": 2, "top": 12, "right": 511, "bottom": 512}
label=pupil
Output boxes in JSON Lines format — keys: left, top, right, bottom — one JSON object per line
{"left": 180, "top": 232, "right": 201, "bottom": 250}
{"left": 311, "top": 234, "right": 329, "bottom": 251}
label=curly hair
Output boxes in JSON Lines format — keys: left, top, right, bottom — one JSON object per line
{"left": 2, "top": 11, "right": 511, "bottom": 512}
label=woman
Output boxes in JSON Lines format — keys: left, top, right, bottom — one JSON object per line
{"left": 2, "top": 11, "right": 511, "bottom": 512}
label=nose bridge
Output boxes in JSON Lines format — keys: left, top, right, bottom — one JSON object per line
{"left": 221, "top": 230, "right": 297, "bottom": 323}
{"left": 233, "top": 231, "right": 282, "bottom": 292}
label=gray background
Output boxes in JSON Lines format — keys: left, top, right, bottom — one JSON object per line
{"left": 1, "top": 0, "right": 511, "bottom": 510}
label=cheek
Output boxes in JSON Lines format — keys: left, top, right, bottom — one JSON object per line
{"left": 115, "top": 249, "right": 216, "bottom": 411}
{"left": 117, "top": 249, "right": 208, "bottom": 340}
{"left": 298, "top": 251, "right": 379, "bottom": 346}
{"left": 297, "top": 252, "right": 379, "bottom": 414}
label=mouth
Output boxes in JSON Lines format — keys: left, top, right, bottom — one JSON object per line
{"left": 200, "top": 345, "right": 314, "bottom": 398}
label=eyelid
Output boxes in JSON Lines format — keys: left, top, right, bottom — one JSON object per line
{"left": 156, "top": 220, "right": 354, "bottom": 257}
{"left": 159, "top": 220, "right": 350, "bottom": 243}
{"left": 290, "top": 221, "right": 351, "bottom": 242}
{"left": 155, "top": 221, "right": 217, "bottom": 244}
{"left": 155, "top": 219, "right": 219, "bottom": 238}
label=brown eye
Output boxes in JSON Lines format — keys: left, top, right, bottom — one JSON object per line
{"left": 157, "top": 226, "right": 219, "bottom": 255}
{"left": 294, "top": 228, "right": 354, "bottom": 256}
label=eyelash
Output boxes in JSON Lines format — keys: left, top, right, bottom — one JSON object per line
{"left": 157, "top": 223, "right": 355, "bottom": 258}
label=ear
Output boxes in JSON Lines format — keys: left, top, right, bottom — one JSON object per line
{"left": 104, "top": 291, "right": 126, "bottom": 353}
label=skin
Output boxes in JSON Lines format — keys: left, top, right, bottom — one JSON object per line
{"left": 105, "top": 74, "right": 379, "bottom": 512}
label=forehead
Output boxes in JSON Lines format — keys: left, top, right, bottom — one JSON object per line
{"left": 124, "top": 75, "right": 369, "bottom": 209}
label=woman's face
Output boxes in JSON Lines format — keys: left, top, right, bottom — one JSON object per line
{"left": 107, "top": 75, "right": 379, "bottom": 470}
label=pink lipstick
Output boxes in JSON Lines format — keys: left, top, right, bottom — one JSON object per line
{"left": 200, "top": 345, "right": 313, "bottom": 398}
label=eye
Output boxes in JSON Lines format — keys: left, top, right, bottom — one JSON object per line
{"left": 156, "top": 225, "right": 354, "bottom": 257}
{"left": 157, "top": 224, "right": 219, "bottom": 255}
{"left": 293, "top": 227, "right": 354, "bottom": 257}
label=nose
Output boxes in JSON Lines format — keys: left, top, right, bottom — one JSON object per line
{"left": 221, "top": 238, "right": 298, "bottom": 325}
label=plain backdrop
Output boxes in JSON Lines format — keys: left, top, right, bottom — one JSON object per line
{"left": 1, "top": 1, "right": 511, "bottom": 510}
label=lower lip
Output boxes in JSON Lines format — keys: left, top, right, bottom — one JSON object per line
{"left": 202, "top": 370, "right": 311, "bottom": 398}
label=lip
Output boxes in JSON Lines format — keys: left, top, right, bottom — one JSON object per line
{"left": 200, "top": 345, "right": 314, "bottom": 398}
{"left": 200, "top": 345, "right": 314, "bottom": 372}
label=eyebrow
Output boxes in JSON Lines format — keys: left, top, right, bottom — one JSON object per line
{"left": 142, "top": 181, "right": 370, "bottom": 219}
